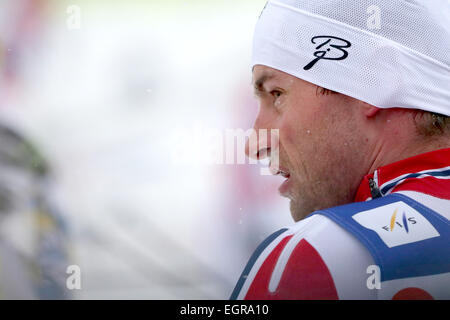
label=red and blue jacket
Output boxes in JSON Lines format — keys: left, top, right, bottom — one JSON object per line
{"left": 231, "top": 148, "right": 450, "bottom": 300}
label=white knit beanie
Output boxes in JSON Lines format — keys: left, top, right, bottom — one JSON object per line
{"left": 252, "top": 0, "right": 450, "bottom": 116}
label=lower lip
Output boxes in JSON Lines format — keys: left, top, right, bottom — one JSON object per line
{"left": 278, "top": 176, "right": 292, "bottom": 196}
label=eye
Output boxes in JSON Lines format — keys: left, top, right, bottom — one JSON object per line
{"left": 270, "top": 90, "right": 283, "bottom": 99}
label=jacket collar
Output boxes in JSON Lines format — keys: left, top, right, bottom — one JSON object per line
{"left": 354, "top": 148, "right": 450, "bottom": 202}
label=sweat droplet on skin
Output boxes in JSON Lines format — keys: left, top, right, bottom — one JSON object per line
{"left": 306, "top": 130, "right": 311, "bottom": 135}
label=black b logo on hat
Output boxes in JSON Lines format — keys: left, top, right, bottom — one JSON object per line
{"left": 304, "top": 36, "right": 352, "bottom": 70}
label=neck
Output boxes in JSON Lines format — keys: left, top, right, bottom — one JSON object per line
{"left": 367, "top": 135, "right": 450, "bottom": 176}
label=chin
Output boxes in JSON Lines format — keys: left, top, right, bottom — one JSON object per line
{"left": 289, "top": 200, "right": 309, "bottom": 222}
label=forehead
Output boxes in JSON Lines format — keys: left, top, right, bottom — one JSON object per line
{"left": 253, "top": 65, "right": 286, "bottom": 82}
{"left": 252, "top": 65, "right": 305, "bottom": 88}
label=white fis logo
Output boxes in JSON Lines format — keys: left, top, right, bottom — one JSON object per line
{"left": 352, "top": 201, "right": 440, "bottom": 248}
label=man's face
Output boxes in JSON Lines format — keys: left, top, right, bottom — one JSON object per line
{"left": 247, "top": 65, "right": 368, "bottom": 221}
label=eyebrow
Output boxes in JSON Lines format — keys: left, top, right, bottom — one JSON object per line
{"left": 253, "top": 73, "right": 276, "bottom": 94}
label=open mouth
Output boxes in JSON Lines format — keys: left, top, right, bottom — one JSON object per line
{"left": 270, "top": 164, "right": 292, "bottom": 196}
{"left": 270, "top": 162, "right": 290, "bottom": 179}
{"left": 276, "top": 169, "right": 290, "bottom": 179}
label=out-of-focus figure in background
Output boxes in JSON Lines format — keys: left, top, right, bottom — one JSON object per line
{"left": 0, "top": 123, "right": 71, "bottom": 299}
{"left": 0, "top": 0, "right": 71, "bottom": 299}
{"left": 1, "top": 0, "right": 288, "bottom": 299}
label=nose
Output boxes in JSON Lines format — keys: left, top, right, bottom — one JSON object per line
{"left": 245, "top": 126, "right": 278, "bottom": 161}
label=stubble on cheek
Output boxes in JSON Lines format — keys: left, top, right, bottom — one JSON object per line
{"left": 288, "top": 164, "right": 324, "bottom": 222}
{"left": 284, "top": 126, "right": 344, "bottom": 222}
{"left": 282, "top": 139, "right": 323, "bottom": 222}
{"left": 278, "top": 86, "right": 344, "bottom": 221}
{"left": 290, "top": 135, "right": 363, "bottom": 222}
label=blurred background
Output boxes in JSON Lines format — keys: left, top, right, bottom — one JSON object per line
{"left": 0, "top": 0, "right": 292, "bottom": 299}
